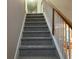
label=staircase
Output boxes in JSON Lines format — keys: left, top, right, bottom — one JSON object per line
{"left": 18, "top": 13, "right": 60, "bottom": 59}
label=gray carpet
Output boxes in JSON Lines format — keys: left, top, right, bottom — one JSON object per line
{"left": 18, "top": 13, "right": 60, "bottom": 59}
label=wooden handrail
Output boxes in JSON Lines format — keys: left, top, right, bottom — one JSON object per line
{"left": 42, "top": 0, "right": 72, "bottom": 28}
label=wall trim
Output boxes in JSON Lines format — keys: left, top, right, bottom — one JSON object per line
{"left": 43, "top": 12, "right": 64, "bottom": 59}
{"left": 14, "top": 13, "right": 26, "bottom": 59}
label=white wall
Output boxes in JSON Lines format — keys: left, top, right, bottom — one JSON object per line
{"left": 25, "top": 0, "right": 28, "bottom": 13}
{"left": 43, "top": 1, "right": 53, "bottom": 33}
{"left": 54, "top": 11, "right": 66, "bottom": 59}
{"left": 7, "top": 0, "right": 25, "bottom": 59}
{"left": 42, "top": 1, "right": 67, "bottom": 59}
{"left": 49, "top": 0, "right": 72, "bottom": 21}
{"left": 37, "top": 0, "right": 43, "bottom": 13}
{"left": 25, "top": 0, "right": 43, "bottom": 13}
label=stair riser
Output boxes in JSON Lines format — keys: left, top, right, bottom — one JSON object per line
{"left": 19, "top": 49, "right": 56, "bottom": 56}
{"left": 25, "top": 22, "right": 46, "bottom": 24}
{"left": 21, "top": 39, "right": 52, "bottom": 45}
{"left": 22, "top": 32, "right": 50, "bottom": 37}
{"left": 25, "top": 21, "right": 46, "bottom": 24}
{"left": 26, "top": 18, "right": 45, "bottom": 21}
{"left": 24, "top": 23, "right": 47, "bottom": 27}
{"left": 24, "top": 27, "right": 49, "bottom": 31}
{"left": 26, "top": 16, "right": 44, "bottom": 18}
{"left": 27, "top": 14, "right": 43, "bottom": 15}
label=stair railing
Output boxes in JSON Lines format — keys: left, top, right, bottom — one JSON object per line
{"left": 41, "top": 0, "right": 72, "bottom": 59}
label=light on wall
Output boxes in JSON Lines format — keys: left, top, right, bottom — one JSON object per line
{"left": 30, "top": 0, "right": 35, "bottom": 2}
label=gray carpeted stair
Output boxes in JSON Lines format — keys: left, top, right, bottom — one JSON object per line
{"left": 18, "top": 13, "right": 60, "bottom": 59}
